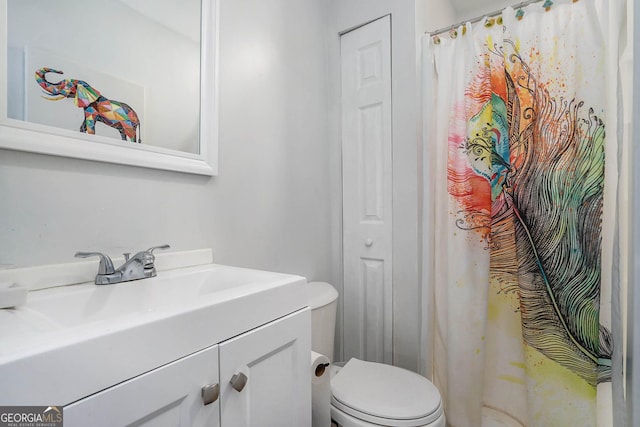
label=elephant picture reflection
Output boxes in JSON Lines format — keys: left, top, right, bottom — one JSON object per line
{"left": 35, "top": 67, "right": 142, "bottom": 143}
{"left": 7, "top": 0, "right": 201, "bottom": 154}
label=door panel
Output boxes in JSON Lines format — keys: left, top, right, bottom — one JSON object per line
{"left": 341, "top": 15, "right": 392, "bottom": 364}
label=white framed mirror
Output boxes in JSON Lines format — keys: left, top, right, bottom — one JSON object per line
{"left": 0, "top": 0, "right": 218, "bottom": 176}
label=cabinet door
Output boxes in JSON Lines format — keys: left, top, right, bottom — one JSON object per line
{"left": 64, "top": 345, "right": 220, "bottom": 427}
{"left": 219, "top": 309, "right": 311, "bottom": 427}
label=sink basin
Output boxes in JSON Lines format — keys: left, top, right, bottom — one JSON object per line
{"left": 0, "top": 262, "right": 307, "bottom": 405}
{"left": 19, "top": 264, "right": 293, "bottom": 328}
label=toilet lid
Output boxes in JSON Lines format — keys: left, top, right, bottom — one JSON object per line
{"left": 331, "top": 358, "right": 443, "bottom": 427}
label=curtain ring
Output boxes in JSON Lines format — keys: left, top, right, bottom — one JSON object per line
{"left": 462, "top": 24, "right": 467, "bottom": 35}
{"left": 433, "top": 35, "right": 441, "bottom": 45}
{"left": 449, "top": 28, "right": 458, "bottom": 38}
{"left": 484, "top": 17, "right": 495, "bottom": 27}
{"left": 543, "top": 0, "right": 554, "bottom": 11}
{"left": 496, "top": 16, "right": 503, "bottom": 25}
{"left": 515, "top": 8, "right": 525, "bottom": 20}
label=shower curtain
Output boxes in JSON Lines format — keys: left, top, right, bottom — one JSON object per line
{"left": 421, "top": 1, "right": 629, "bottom": 426}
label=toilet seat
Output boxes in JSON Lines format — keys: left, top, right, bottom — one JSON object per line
{"left": 330, "top": 358, "right": 444, "bottom": 427}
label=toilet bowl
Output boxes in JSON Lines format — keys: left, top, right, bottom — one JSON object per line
{"left": 308, "top": 282, "right": 445, "bottom": 427}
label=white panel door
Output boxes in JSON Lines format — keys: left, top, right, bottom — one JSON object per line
{"left": 64, "top": 345, "right": 220, "bottom": 427}
{"left": 219, "top": 309, "right": 311, "bottom": 427}
{"left": 341, "top": 15, "right": 393, "bottom": 364}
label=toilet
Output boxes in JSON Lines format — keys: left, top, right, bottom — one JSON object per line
{"left": 309, "top": 282, "right": 446, "bottom": 427}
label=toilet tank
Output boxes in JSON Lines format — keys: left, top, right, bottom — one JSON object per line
{"left": 308, "top": 281, "right": 338, "bottom": 362}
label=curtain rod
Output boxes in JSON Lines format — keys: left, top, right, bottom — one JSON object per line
{"left": 427, "top": 0, "right": 544, "bottom": 36}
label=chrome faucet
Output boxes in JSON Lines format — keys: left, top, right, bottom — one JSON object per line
{"left": 75, "top": 245, "right": 170, "bottom": 285}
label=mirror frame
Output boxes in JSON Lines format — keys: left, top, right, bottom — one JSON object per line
{"left": 0, "top": 0, "right": 218, "bottom": 176}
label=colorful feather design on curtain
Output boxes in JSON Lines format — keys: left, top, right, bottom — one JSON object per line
{"left": 448, "top": 38, "right": 612, "bottom": 387}
{"left": 505, "top": 43, "right": 612, "bottom": 385}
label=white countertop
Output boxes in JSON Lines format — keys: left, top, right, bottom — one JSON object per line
{"left": 0, "top": 262, "right": 307, "bottom": 405}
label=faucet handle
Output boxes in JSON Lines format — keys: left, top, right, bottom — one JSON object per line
{"left": 143, "top": 245, "right": 170, "bottom": 270}
{"left": 75, "top": 251, "right": 115, "bottom": 274}
{"left": 141, "top": 245, "right": 170, "bottom": 277}
{"left": 147, "top": 244, "right": 170, "bottom": 254}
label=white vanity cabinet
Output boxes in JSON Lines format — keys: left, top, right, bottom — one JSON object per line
{"left": 62, "top": 309, "right": 310, "bottom": 427}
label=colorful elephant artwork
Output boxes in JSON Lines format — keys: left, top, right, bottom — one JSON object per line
{"left": 35, "top": 67, "right": 141, "bottom": 143}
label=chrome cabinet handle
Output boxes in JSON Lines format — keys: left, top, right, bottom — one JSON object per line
{"left": 230, "top": 372, "right": 248, "bottom": 392}
{"left": 201, "top": 383, "right": 220, "bottom": 405}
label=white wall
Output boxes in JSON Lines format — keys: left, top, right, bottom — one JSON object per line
{"left": 0, "top": 0, "right": 333, "bottom": 286}
{"left": 449, "top": 0, "right": 514, "bottom": 23}
{"left": 416, "top": 0, "right": 457, "bottom": 33}
{"left": 212, "top": 0, "right": 332, "bottom": 278}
